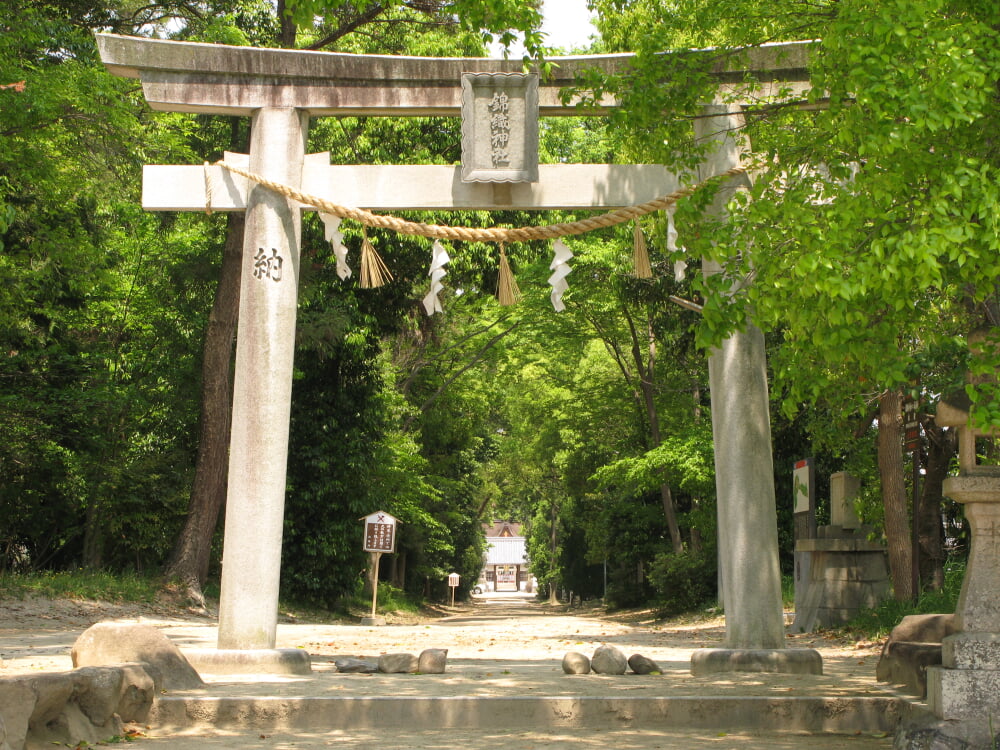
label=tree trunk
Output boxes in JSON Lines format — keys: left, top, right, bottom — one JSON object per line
{"left": 625, "top": 308, "right": 684, "bottom": 551}
{"left": 275, "top": 0, "right": 297, "bottom": 47}
{"left": 548, "top": 501, "right": 560, "bottom": 604}
{"left": 82, "top": 502, "right": 105, "bottom": 569}
{"left": 163, "top": 213, "right": 244, "bottom": 607}
{"left": 918, "top": 421, "right": 956, "bottom": 591}
{"left": 878, "top": 388, "right": 913, "bottom": 602}
{"left": 658, "top": 484, "right": 683, "bottom": 552}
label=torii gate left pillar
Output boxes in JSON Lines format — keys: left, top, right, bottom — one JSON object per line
{"left": 218, "top": 107, "right": 307, "bottom": 651}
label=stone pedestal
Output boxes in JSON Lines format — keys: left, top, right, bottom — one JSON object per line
{"left": 184, "top": 648, "right": 312, "bottom": 676}
{"left": 791, "top": 526, "right": 890, "bottom": 633}
{"left": 926, "top": 476, "right": 1000, "bottom": 721}
{"left": 691, "top": 647, "right": 822, "bottom": 675}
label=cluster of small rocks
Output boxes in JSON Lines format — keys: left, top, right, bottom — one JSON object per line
{"left": 562, "top": 644, "right": 661, "bottom": 675}
{"left": 334, "top": 648, "right": 448, "bottom": 675}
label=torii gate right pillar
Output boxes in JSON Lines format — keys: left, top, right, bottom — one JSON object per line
{"left": 691, "top": 106, "right": 821, "bottom": 675}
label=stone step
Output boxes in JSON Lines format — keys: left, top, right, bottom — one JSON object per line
{"left": 150, "top": 694, "right": 917, "bottom": 733}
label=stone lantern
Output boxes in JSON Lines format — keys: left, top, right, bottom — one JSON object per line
{"left": 924, "top": 373, "right": 1000, "bottom": 724}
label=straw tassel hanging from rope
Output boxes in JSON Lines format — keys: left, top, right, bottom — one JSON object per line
{"left": 496, "top": 244, "right": 521, "bottom": 306}
{"left": 633, "top": 220, "right": 652, "bottom": 278}
{"left": 360, "top": 227, "right": 393, "bottom": 288}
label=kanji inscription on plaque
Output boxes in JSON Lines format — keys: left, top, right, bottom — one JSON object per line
{"left": 363, "top": 510, "right": 398, "bottom": 553}
{"left": 461, "top": 72, "right": 539, "bottom": 183}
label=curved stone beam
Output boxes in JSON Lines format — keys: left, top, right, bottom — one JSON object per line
{"left": 95, "top": 33, "right": 813, "bottom": 116}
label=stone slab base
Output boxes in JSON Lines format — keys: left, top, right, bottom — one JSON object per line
{"left": 183, "top": 648, "right": 312, "bottom": 675}
{"left": 149, "top": 694, "right": 908, "bottom": 733}
{"left": 360, "top": 616, "right": 386, "bottom": 626}
{"left": 926, "top": 665, "right": 1000, "bottom": 720}
{"left": 895, "top": 713, "right": 1000, "bottom": 749}
{"left": 690, "top": 648, "right": 823, "bottom": 676}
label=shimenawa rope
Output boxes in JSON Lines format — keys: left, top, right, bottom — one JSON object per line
{"left": 215, "top": 160, "right": 747, "bottom": 244}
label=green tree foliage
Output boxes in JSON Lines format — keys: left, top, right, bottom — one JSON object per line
{"left": 0, "top": 1, "right": 215, "bottom": 571}
{"left": 579, "top": 0, "right": 996, "bottom": 599}
{"left": 589, "top": 0, "right": 1000, "bottom": 422}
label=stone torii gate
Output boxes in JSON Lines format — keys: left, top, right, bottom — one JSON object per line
{"left": 96, "top": 33, "right": 819, "bottom": 674}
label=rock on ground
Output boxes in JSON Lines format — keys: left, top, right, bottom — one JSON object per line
{"left": 628, "top": 653, "right": 661, "bottom": 675}
{"left": 591, "top": 645, "right": 628, "bottom": 675}
{"left": 378, "top": 653, "right": 419, "bottom": 674}
{"left": 562, "top": 652, "right": 591, "bottom": 674}
{"left": 72, "top": 622, "right": 203, "bottom": 690}
{"left": 418, "top": 649, "right": 448, "bottom": 674}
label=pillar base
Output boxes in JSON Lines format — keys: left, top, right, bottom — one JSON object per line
{"left": 360, "top": 616, "right": 386, "bottom": 626}
{"left": 927, "top": 663, "right": 1000, "bottom": 721}
{"left": 184, "top": 648, "right": 312, "bottom": 675}
{"left": 690, "top": 648, "right": 823, "bottom": 676}
{"left": 895, "top": 714, "right": 1000, "bottom": 750}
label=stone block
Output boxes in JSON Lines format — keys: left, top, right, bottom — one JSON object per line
{"left": 0, "top": 679, "right": 34, "bottom": 750}
{"left": 942, "top": 631, "right": 1000, "bottom": 670}
{"left": 27, "top": 673, "right": 75, "bottom": 726}
{"left": 115, "top": 663, "right": 160, "bottom": 722}
{"left": 895, "top": 715, "right": 1000, "bottom": 750}
{"left": 926, "top": 664, "right": 1000, "bottom": 720}
{"left": 0, "top": 666, "right": 157, "bottom": 750}
{"left": 886, "top": 614, "right": 957, "bottom": 645}
{"left": 71, "top": 666, "right": 124, "bottom": 726}
{"left": 830, "top": 472, "right": 861, "bottom": 529}
{"left": 627, "top": 654, "right": 661, "bottom": 675}
{"left": 184, "top": 648, "right": 311, "bottom": 675}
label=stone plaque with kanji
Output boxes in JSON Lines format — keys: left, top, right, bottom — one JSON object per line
{"left": 461, "top": 72, "right": 539, "bottom": 183}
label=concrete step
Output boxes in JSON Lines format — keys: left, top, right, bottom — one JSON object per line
{"left": 150, "top": 693, "right": 918, "bottom": 733}
{"left": 134, "top": 727, "right": 897, "bottom": 750}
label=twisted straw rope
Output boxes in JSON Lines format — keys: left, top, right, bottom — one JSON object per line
{"left": 216, "top": 160, "right": 747, "bottom": 243}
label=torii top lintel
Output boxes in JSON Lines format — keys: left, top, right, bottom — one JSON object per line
{"left": 95, "top": 33, "right": 812, "bottom": 117}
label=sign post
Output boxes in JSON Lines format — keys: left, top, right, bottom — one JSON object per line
{"left": 904, "top": 394, "right": 922, "bottom": 601}
{"left": 362, "top": 511, "right": 398, "bottom": 625}
{"left": 791, "top": 457, "right": 816, "bottom": 630}
{"left": 448, "top": 572, "right": 460, "bottom": 607}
